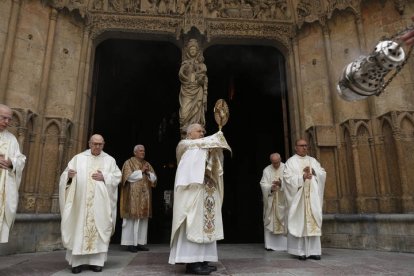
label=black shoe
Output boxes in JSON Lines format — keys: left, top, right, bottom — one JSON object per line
{"left": 71, "top": 266, "right": 82, "bottom": 274}
{"left": 298, "top": 255, "right": 307, "bottom": 261}
{"left": 136, "top": 244, "right": 149, "bottom": 251}
{"left": 127, "top": 245, "right": 138, "bottom": 252}
{"left": 308, "top": 255, "right": 321, "bottom": 260}
{"left": 265, "top": 248, "right": 274, "bottom": 251}
{"left": 185, "top": 262, "right": 211, "bottom": 275}
{"left": 89, "top": 265, "right": 103, "bottom": 272}
{"left": 202, "top": 262, "right": 217, "bottom": 272}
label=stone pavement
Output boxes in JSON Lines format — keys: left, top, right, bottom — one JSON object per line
{"left": 0, "top": 244, "right": 413, "bottom": 275}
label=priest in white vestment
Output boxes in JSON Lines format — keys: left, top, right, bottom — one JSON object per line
{"left": 120, "top": 144, "right": 157, "bottom": 252}
{"left": 0, "top": 104, "right": 26, "bottom": 243}
{"left": 283, "top": 139, "right": 326, "bottom": 261}
{"left": 59, "top": 134, "right": 121, "bottom": 274}
{"left": 259, "top": 152, "right": 287, "bottom": 251}
{"left": 169, "top": 123, "right": 231, "bottom": 275}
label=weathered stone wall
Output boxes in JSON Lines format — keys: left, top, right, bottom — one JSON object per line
{"left": 323, "top": 214, "right": 414, "bottom": 253}
{"left": 0, "top": 0, "right": 414, "bottom": 254}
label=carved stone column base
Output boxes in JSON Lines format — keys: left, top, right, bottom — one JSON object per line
{"left": 378, "top": 197, "right": 401, "bottom": 213}
{"left": 338, "top": 197, "right": 355, "bottom": 213}
{"left": 402, "top": 196, "right": 414, "bottom": 212}
{"left": 50, "top": 194, "right": 60, "bottom": 213}
{"left": 355, "top": 197, "right": 379, "bottom": 213}
{"left": 18, "top": 193, "right": 37, "bottom": 213}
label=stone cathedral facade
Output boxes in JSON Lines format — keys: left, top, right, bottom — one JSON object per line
{"left": 1, "top": 0, "right": 414, "bottom": 254}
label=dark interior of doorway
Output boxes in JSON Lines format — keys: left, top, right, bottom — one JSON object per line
{"left": 91, "top": 39, "right": 289, "bottom": 244}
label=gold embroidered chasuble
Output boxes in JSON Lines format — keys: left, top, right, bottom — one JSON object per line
{"left": 120, "top": 158, "right": 156, "bottom": 219}
{"left": 0, "top": 130, "right": 26, "bottom": 243}
{"left": 59, "top": 150, "right": 121, "bottom": 255}
{"left": 259, "top": 163, "right": 287, "bottom": 235}
{"left": 170, "top": 131, "right": 231, "bottom": 246}
{"left": 283, "top": 154, "right": 326, "bottom": 238}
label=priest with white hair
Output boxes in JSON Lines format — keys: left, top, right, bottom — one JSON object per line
{"left": 259, "top": 152, "right": 287, "bottom": 251}
{"left": 169, "top": 123, "right": 231, "bottom": 275}
{"left": 0, "top": 104, "right": 26, "bottom": 243}
{"left": 59, "top": 134, "right": 121, "bottom": 274}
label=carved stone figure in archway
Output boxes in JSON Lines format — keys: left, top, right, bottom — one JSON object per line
{"left": 178, "top": 39, "right": 208, "bottom": 135}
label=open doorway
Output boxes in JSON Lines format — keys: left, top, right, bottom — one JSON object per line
{"left": 204, "top": 44, "right": 290, "bottom": 243}
{"left": 90, "top": 40, "right": 289, "bottom": 244}
{"left": 91, "top": 39, "right": 182, "bottom": 243}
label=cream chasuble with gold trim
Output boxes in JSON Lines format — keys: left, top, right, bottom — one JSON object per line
{"left": 170, "top": 131, "right": 231, "bottom": 246}
{"left": 59, "top": 150, "right": 121, "bottom": 256}
{"left": 283, "top": 154, "right": 326, "bottom": 238}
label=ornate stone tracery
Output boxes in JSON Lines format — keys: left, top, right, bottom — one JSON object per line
{"left": 43, "top": 0, "right": 408, "bottom": 32}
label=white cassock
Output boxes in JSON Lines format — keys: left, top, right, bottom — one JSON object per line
{"left": 121, "top": 170, "right": 157, "bottom": 246}
{"left": 259, "top": 163, "right": 287, "bottom": 251}
{"left": 59, "top": 150, "right": 121, "bottom": 267}
{"left": 283, "top": 154, "right": 326, "bottom": 257}
{"left": 0, "top": 130, "right": 26, "bottom": 243}
{"left": 169, "top": 132, "right": 231, "bottom": 264}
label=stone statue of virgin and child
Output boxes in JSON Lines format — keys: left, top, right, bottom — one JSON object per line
{"left": 178, "top": 39, "right": 208, "bottom": 137}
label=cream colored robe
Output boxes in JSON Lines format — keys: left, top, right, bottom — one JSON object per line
{"left": 259, "top": 163, "right": 286, "bottom": 235}
{"left": 283, "top": 154, "right": 326, "bottom": 238}
{"left": 59, "top": 150, "right": 121, "bottom": 258}
{"left": 170, "top": 131, "right": 231, "bottom": 246}
{"left": 0, "top": 130, "right": 26, "bottom": 243}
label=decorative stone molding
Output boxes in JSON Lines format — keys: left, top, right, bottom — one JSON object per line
{"left": 340, "top": 118, "right": 371, "bottom": 138}
{"left": 87, "top": 13, "right": 182, "bottom": 40}
{"left": 327, "top": 0, "right": 361, "bottom": 19}
{"left": 296, "top": 0, "right": 324, "bottom": 28}
{"left": 206, "top": 20, "right": 294, "bottom": 48}
{"left": 11, "top": 108, "right": 37, "bottom": 130}
{"left": 10, "top": 108, "right": 37, "bottom": 149}
{"left": 378, "top": 111, "right": 414, "bottom": 138}
{"left": 42, "top": 117, "right": 72, "bottom": 136}
{"left": 43, "top": 0, "right": 407, "bottom": 38}
{"left": 44, "top": 0, "right": 295, "bottom": 45}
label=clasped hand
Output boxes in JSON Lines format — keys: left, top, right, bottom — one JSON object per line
{"left": 142, "top": 163, "right": 150, "bottom": 175}
{"left": 91, "top": 170, "right": 104, "bottom": 181}
{"left": 0, "top": 154, "right": 11, "bottom": 169}
{"left": 271, "top": 179, "right": 281, "bottom": 191}
{"left": 68, "top": 169, "right": 104, "bottom": 182}
{"left": 303, "top": 166, "right": 315, "bottom": 181}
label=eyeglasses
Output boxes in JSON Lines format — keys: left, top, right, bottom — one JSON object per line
{"left": 0, "top": 115, "right": 12, "bottom": 122}
{"left": 296, "top": 144, "right": 308, "bottom": 147}
{"left": 90, "top": 142, "right": 104, "bottom": 147}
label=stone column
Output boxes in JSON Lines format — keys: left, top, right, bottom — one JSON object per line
{"left": 291, "top": 37, "right": 305, "bottom": 135}
{"left": 0, "top": 0, "right": 21, "bottom": 103}
{"left": 351, "top": 136, "right": 364, "bottom": 212}
{"left": 393, "top": 129, "right": 413, "bottom": 211}
{"left": 374, "top": 135, "right": 395, "bottom": 212}
{"left": 51, "top": 127, "right": 69, "bottom": 213}
{"left": 33, "top": 8, "right": 58, "bottom": 202}
{"left": 36, "top": 9, "right": 58, "bottom": 113}
{"left": 73, "top": 28, "right": 92, "bottom": 153}
{"left": 338, "top": 141, "right": 353, "bottom": 212}
{"left": 355, "top": 14, "right": 377, "bottom": 117}
{"left": 321, "top": 24, "right": 337, "bottom": 125}
{"left": 76, "top": 34, "right": 94, "bottom": 155}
